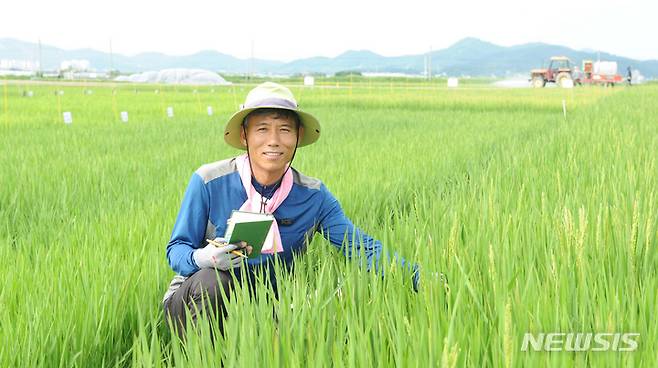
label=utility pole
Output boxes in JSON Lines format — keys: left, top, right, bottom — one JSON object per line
{"left": 428, "top": 45, "right": 432, "bottom": 80}
{"left": 249, "top": 40, "right": 255, "bottom": 81}
{"left": 37, "top": 38, "right": 43, "bottom": 77}
{"left": 109, "top": 38, "right": 114, "bottom": 76}
{"left": 424, "top": 55, "right": 427, "bottom": 79}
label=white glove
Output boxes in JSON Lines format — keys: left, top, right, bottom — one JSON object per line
{"left": 193, "top": 237, "right": 245, "bottom": 271}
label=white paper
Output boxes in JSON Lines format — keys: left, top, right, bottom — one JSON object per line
{"left": 207, "top": 106, "right": 213, "bottom": 116}
{"left": 63, "top": 112, "right": 72, "bottom": 124}
{"left": 166, "top": 106, "right": 174, "bottom": 118}
{"left": 120, "top": 111, "right": 129, "bottom": 122}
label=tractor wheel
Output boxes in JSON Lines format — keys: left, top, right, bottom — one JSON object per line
{"left": 531, "top": 76, "right": 545, "bottom": 88}
{"left": 556, "top": 72, "right": 572, "bottom": 88}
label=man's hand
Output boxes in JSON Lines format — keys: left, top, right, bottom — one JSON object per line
{"left": 193, "top": 237, "right": 248, "bottom": 271}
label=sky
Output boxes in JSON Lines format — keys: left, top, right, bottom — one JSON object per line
{"left": 1, "top": 0, "right": 656, "bottom": 61}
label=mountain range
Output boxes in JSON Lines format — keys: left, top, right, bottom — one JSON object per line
{"left": 1, "top": 37, "right": 657, "bottom": 78}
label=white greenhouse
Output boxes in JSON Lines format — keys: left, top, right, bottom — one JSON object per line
{"left": 115, "top": 69, "right": 231, "bottom": 85}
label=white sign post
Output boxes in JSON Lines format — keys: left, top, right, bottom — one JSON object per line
{"left": 207, "top": 106, "right": 213, "bottom": 116}
{"left": 63, "top": 112, "right": 73, "bottom": 125}
{"left": 120, "top": 111, "right": 129, "bottom": 123}
{"left": 447, "top": 78, "right": 459, "bottom": 88}
{"left": 166, "top": 106, "right": 174, "bottom": 118}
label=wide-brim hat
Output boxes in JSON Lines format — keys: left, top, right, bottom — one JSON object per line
{"left": 224, "top": 82, "right": 321, "bottom": 150}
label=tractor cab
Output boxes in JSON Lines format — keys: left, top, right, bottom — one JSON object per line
{"left": 546, "top": 57, "right": 573, "bottom": 80}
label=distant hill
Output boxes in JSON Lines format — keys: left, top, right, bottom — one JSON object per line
{"left": 1, "top": 37, "right": 656, "bottom": 78}
{"left": 0, "top": 38, "right": 283, "bottom": 74}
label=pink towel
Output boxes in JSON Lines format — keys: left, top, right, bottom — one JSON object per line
{"left": 236, "top": 153, "right": 293, "bottom": 254}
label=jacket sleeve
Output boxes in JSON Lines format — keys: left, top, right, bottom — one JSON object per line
{"left": 165, "top": 173, "right": 209, "bottom": 276}
{"left": 316, "top": 184, "right": 420, "bottom": 289}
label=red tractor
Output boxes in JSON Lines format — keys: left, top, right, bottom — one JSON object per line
{"left": 531, "top": 56, "right": 626, "bottom": 88}
{"left": 530, "top": 56, "right": 574, "bottom": 88}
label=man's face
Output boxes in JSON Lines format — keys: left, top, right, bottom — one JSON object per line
{"left": 240, "top": 111, "right": 303, "bottom": 181}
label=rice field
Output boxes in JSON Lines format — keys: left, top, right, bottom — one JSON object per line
{"left": 1, "top": 79, "right": 657, "bottom": 367}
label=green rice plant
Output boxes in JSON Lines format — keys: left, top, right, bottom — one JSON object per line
{"left": 0, "top": 79, "right": 656, "bottom": 367}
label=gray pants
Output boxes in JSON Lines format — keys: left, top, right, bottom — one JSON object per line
{"left": 163, "top": 268, "right": 235, "bottom": 341}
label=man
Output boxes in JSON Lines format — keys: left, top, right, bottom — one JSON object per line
{"left": 627, "top": 66, "right": 632, "bottom": 86}
{"left": 163, "top": 82, "right": 419, "bottom": 339}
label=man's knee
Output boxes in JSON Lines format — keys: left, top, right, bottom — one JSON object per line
{"left": 190, "top": 269, "right": 233, "bottom": 305}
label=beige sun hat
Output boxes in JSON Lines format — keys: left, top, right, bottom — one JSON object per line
{"left": 223, "top": 82, "right": 321, "bottom": 150}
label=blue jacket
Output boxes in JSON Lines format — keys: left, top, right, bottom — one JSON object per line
{"left": 165, "top": 157, "right": 418, "bottom": 295}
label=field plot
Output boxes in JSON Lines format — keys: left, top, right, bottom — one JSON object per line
{"left": 1, "top": 80, "right": 657, "bottom": 367}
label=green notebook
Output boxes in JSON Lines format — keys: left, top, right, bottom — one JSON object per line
{"left": 224, "top": 211, "right": 275, "bottom": 259}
